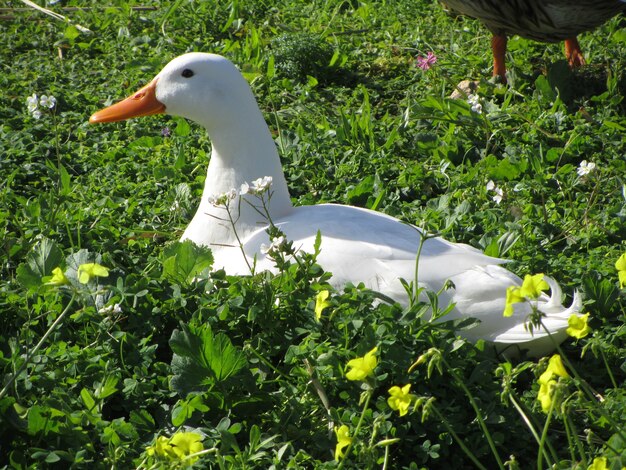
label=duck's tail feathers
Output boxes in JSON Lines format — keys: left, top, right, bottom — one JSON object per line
{"left": 541, "top": 276, "right": 582, "bottom": 316}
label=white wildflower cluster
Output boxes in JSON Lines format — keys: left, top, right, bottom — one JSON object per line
{"left": 486, "top": 180, "right": 503, "bottom": 204}
{"left": 26, "top": 93, "right": 56, "bottom": 119}
{"left": 208, "top": 188, "right": 237, "bottom": 207}
{"left": 577, "top": 160, "right": 596, "bottom": 177}
{"left": 467, "top": 94, "right": 482, "bottom": 114}
{"left": 209, "top": 176, "right": 274, "bottom": 207}
{"left": 240, "top": 176, "right": 273, "bottom": 196}
{"left": 260, "top": 235, "right": 286, "bottom": 257}
{"left": 98, "top": 303, "right": 122, "bottom": 315}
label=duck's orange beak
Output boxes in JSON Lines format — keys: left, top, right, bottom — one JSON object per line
{"left": 89, "top": 79, "right": 165, "bottom": 124}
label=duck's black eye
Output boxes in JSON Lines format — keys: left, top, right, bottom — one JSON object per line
{"left": 181, "top": 69, "right": 194, "bottom": 78}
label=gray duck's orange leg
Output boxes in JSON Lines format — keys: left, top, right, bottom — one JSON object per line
{"left": 491, "top": 34, "right": 508, "bottom": 82}
{"left": 564, "top": 37, "right": 586, "bottom": 67}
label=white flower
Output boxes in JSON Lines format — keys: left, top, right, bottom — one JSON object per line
{"left": 492, "top": 187, "right": 503, "bottom": 204}
{"left": 99, "top": 303, "right": 122, "bottom": 315}
{"left": 577, "top": 160, "right": 596, "bottom": 177}
{"left": 208, "top": 188, "right": 238, "bottom": 206}
{"left": 250, "top": 176, "right": 273, "bottom": 194}
{"left": 486, "top": 180, "right": 504, "bottom": 204}
{"left": 467, "top": 94, "right": 482, "bottom": 114}
{"left": 39, "top": 95, "right": 57, "bottom": 109}
{"left": 31, "top": 109, "right": 42, "bottom": 119}
{"left": 260, "top": 236, "right": 286, "bottom": 256}
{"left": 26, "top": 93, "right": 38, "bottom": 112}
{"left": 239, "top": 182, "right": 250, "bottom": 195}
{"left": 271, "top": 236, "right": 285, "bottom": 249}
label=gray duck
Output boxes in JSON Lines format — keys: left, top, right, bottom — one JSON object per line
{"left": 442, "top": 0, "right": 625, "bottom": 81}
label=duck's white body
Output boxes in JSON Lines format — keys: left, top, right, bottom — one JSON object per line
{"left": 91, "top": 52, "right": 581, "bottom": 356}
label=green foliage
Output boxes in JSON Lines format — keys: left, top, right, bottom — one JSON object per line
{"left": 169, "top": 324, "right": 247, "bottom": 395}
{"left": 270, "top": 33, "right": 335, "bottom": 82}
{"left": 1, "top": 0, "right": 626, "bottom": 468}
{"left": 162, "top": 241, "right": 214, "bottom": 286}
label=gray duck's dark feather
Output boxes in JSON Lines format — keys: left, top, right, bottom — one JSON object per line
{"left": 442, "top": 0, "right": 625, "bottom": 42}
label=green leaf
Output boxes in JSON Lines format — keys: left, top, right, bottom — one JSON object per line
{"left": 533, "top": 75, "right": 556, "bottom": 105}
{"left": 583, "top": 276, "right": 619, "bottom": 315}
{"left": 26, "top": 406, "right": 48, "bottom": 434}
{"left": 26, "top": 405, "right": 63, "bottom": 435}
{"left": 94, "top": 376, "right": 119, "bottom": 400}
{"left": 169, "top": 324, "right": 247, "bottom": 396}
{"left": 162, "top": 240, "right": 214, "bottom": 285}
{"left": 16, "top": 238, "right": 63, "bottom": 290}
{"left": 80, "top": 388, "right": 96, "bottom": 411}
{"left": 266, "top": 55, "right": 275, "bottom": 79}
{"left": 171, "top": 394, "right": 209, "bottom": 426}
{"left": 44, "top": 452, "right": 61, "bottom": 464}
{"left": 173, "top": 116, "right": 191, "bottom": 137}
{"left": 346, "top": 175, "right": 375, "bottom": 204}
{"left": 64, "top": 25, "right": 80, "bottom": 41}
{"left": 59, "top": 164, "right": 71, "bottom": 196}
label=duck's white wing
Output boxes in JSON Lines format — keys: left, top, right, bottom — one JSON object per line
{"left": 235, "top": 204, "right": 504, "bottom": 293}
{"left": 229, "top": 203, "right": 580, "bottom": 357}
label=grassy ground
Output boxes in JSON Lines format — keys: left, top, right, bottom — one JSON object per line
{"left": 1, "top": 0, "right": 625, "bottom": 468}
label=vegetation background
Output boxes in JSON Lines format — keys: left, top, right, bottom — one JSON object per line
{"left": 1, "top": 0, "right": 625, "bottom": 468}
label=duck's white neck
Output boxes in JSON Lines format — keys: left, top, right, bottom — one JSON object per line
{"left": 181, "top": 101, "right": 293, "bottom": 248}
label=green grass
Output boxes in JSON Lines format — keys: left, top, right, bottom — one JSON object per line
{"left": 1, "top": 0, "right": 626, "bottom": 468}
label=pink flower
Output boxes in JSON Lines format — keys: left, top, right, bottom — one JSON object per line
{"left": 416, "top": 51, "right": 437, "bottom": 70}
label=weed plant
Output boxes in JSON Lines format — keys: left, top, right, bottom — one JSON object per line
{"left": 1, "top": 0, "right": 625, "bottom": 468}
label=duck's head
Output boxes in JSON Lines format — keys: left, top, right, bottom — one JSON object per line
{"left": 89, "top": 52, "right": 254, "bottom": 128}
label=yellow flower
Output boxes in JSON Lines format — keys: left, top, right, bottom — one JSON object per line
{"left": 169, "top": 432, "right": 204, "bottom": 464}
{"left": 503, "top": 286, "right": 524, "bottom": 317}
{"left": 314, "top": 290, "right": 331, "bottom": 321}
{"left": 537, "top": 379, "right": 557, "bottom": 413}
{"left": 504, "top": 274, "right": 550, "bottom": 317}
{"left": 616, "top": 253, "right": 626, "bottom": 288}
{"left": 536, "top": 354, "right": 569, "bottom": 413}
{"left": 345, "top": 346, "right": 378, "bottom": 381}
{"left": 588, "top": 456, "right": 609, "bottom": 470}
{"left": 46, "top": 267, "right": 69, "bottom": 286}
{"left": 545, "top": 354, "right": 569, "bottom": 380}
{"left": 387, "top": 384, "right": 415, "bottom": 417}
{"left": 334, "top": 425, "right": 352, "bottom": 460}
{"left": 519, "top": 273, "right": 549, "bottom": 299}
{"left": 146, "top": 436, "right": 174, "bottom": 459}
{"left": 566, "top": 313, "right": 591, "bottom": 339}
{"left": 77, "top": 263, "right": 109, "bottom": 284}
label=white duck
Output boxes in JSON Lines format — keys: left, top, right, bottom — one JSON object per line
{"left": 90, "top": 52, "right": 581, "bottom": 356}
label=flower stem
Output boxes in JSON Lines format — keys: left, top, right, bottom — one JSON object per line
{"left": 336, "top": 389, "right": 372, "bottom": 469}
{"left": 0, "top": 294, "right": 76, "bottom": 400}
{"left": 411, "top": 229, "right": 428, "bottom": 305}
{"left": 224, "top": 205, "right": 254, "bottom": 273}
{"left": 599, "top": 348, "right": 618, "bottom": 389}
{"left": 551, "top": 339, "right": 626, "bottom": 442}
{"left": 429, "top": 403, "right": 488, "bottom": 470}
{"left": 537, "top": 389, "right": 557, "bottom": 470}
{"left": 442, "top": 357, "right": 505, "bottom": 470}
{"left": 508, "top": 393, "right": 557, "bottom": 465}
